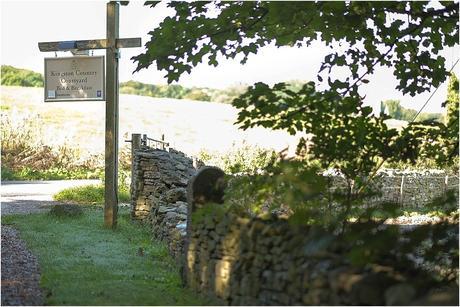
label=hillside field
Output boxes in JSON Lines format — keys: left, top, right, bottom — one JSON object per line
{"left": 1, "top": 86, "right": 300, "bottom": 158}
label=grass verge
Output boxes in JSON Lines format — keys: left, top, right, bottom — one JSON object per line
{"left": 1, "top": 166, "right": 102, "bottom": 181}
{"left": 53, "top": 184, "right": 130, "bottom": 204}
{"left": 2, "top": 207, "right": 216, "bottom": 306}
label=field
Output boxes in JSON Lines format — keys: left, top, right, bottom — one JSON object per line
{"left": 0, "top": 86, "right": 299, "bottom": 158}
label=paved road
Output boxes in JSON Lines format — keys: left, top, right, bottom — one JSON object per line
{"left": 1, "top": 180, "right": 100, "bottom": 215}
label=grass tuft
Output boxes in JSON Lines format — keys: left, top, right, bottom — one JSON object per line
{"left": 53, "top": 184, "right": 130, "bottom": 205}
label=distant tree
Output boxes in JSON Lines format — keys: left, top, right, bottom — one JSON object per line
{"left": 120, "top": 80, "right": 156, "bottom": 96}
{"left": 1, "top": 65, "right": 43, "bottom": 87}
{"left": 382, "top": 99, "right": 443, "bottom": 122}
{"left": 120, "top": 80, "right": 248, "bottom": 103}
{"left": 183, "top": 88, "right": 211, "bottom": 101}
{"left": 443, "top": 73, "right": 459, "bottom": 157}
{"left": 382, "top": 100, "right": 404, "bottom": 120}
{"left": 401, "top": 108, "right": 418, "bottom": 122}
{"left": 162, "top": 84, "right": 188, "bottom": 99}
{"left": 209, "top": 84, "right": 249, "bottom": 104}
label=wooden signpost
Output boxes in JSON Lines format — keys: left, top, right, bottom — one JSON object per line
{"left": 38, "top": 1, "right": 141, "bottom": 228}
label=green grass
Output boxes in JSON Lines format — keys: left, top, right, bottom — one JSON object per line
{"left": 1, "top": 166, "right": 103, "bottom": 181}
{"left": 2, "top": 208, "right": 216, "bottom": 305}
{"left": 53, "top": 184, "right": 130, "bottom": 204}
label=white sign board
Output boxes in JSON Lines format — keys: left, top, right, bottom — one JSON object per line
{"left": 44, "top": 56, "right": 105, "bottom": 102}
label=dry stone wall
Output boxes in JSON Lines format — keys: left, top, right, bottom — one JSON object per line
{"left": 328, "top": 169, "right": 458, "bottom": 207}
{"left": 185, "top": 211, "right": 458, "bottom": 305}
{"left": 131, "top": 147, "right": 196, "bottom": 258}
{"left": 130, "top": 150, "right": 458, "bottom": 304}
{"left": 183, "top": 168, "right": 458, "bottom": 306}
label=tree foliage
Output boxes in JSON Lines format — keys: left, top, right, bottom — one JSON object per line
{"left": 134, "top": 1, "right": 458, "bottom": 97}
{"left": 132, "top": 1, "right": 459, "bottom": 199}
{"left": 233, "top": 82, "right": 399, "bottom": 178}
{"left": 133, "top": 1, "right": 458, "bottom": 167}
{"left": 133, "top": 0, "right": 459, "bottom": 174}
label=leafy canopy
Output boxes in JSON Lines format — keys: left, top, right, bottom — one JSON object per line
{"left": 134, "top": 1, "right": 458, "bottom": 97}
{"left": 233, "top": 81, "right": 399, "bottom": 179}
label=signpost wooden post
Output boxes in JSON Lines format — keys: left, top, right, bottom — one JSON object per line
{"left": 105, "top": 1, "right": 120, "bottom": 229}
{"left": 38, "top": 1, "right": 141, "bottom": 229}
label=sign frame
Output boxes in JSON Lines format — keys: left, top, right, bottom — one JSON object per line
{"left": 44, "top": 55, "right": 106, "bottom": 102}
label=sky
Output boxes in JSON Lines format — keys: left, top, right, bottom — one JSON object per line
{"left": 1, "top": 0, "right": 459, "bottom": 114}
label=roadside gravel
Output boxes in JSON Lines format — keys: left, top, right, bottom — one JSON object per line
{"left": 1, "top": 226, "right": 44, "bottom": 306}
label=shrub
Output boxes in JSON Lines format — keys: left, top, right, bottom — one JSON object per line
{"left": 53, "top": 184, "right": 130, "bottom": 205}
{"left": 197, "top": 142, "right": 277, "bottom": 175}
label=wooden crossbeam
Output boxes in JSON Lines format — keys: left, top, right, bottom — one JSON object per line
{"left": 117, "top": 37, "right": 142, "bottom": 48}
{"left": 38, "top": 37, "right": 141, "bottom": 52}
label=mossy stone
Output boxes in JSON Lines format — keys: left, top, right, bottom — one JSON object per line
{"left": 49, "top": 204, "right": 84, "bottom": 217}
